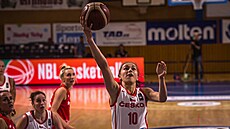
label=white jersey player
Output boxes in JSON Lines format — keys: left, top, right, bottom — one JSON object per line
{"left": 82, "top": 21, "right": 168, "bottom": 129}
{"left": 111, "top": 86, "right": 147, "bottom": 129}
{"left": 25, "top": 110, "right": 53, "bottom": 129}
{"left": 16, "top": 91, "right": 64, "bottom": 129}
{"left": 0, "top": 60, "right": 16, "bottom": 101}
{"left": 0, "top": 75, "right": 11, "bottom": 91}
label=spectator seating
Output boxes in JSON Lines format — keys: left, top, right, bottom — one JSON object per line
{"left": 0, "top": 42, "right": 76, "bottom": 59}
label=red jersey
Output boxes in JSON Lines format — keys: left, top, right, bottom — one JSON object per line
{"left": 49, "top": 84, "right": 70, "bottom": 123}
{"left": 0, "top": 113, "right": 16, "bottom": 129}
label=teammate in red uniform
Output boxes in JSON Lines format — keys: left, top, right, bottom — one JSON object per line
{"left": 16, "top": 91, "right": 64, "bottom": 129}
{"left": 81, "top": 21, "right": 167, "bottom": 129}
{"left": 0, "top": 90, "right": 16, "bottom": 129}
{"left": 49, "top": 64, "right": 76, "bottom": 129}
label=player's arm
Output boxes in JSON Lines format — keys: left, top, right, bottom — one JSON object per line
{"left": 16, "top": 114, "right": 28, "bottom": 129}
{"left": 142, "top": 61, "right": 167, "bottom": 102}
{"left": 81, "top": 19, "right": 119, "bottom": 103}
{"left": 50, "top": 88, "right": 71, "bottom": 128}
{"left": 9, "top": 78, "right": 16, "bottom": 116}
{"left": 50, "top": 87, "right": 66, "bottom": 113}
{"left": 52, "top": 112, "right": 64, "bottom": 129}
{"left": 52, "top": 112, "right": 74, "bottom": 129}
{"left": 0, "top": 118, "right": 8, "bottom": 129}
{"left": 9, "top": 78, "right": 16, "bottom": 101}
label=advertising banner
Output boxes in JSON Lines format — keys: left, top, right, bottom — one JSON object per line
{"left": 3, "top": 58, "right": 144, "bottom": 85}
{"left": 52, "top": 22, "right": 146, "bottom": 46}
{"left": 221, "top": 19, "right": 230, "bottom": 43}
{"left": 147, "top": 20, "right": 218, "bottom": 44}
{"left": 0, "top": 0, "right": 87, "bottom": 10}
{"left": 168, "top": 0, "right": 227, "bottom": 6}
{"left": 96, "top": 22, "right": 146, "bottom": 46}
{"left": 52, "top": 23, "right": 95, "bottom": 44}
{"left": 4, "top": 24, "right": 51, "bottom": 44}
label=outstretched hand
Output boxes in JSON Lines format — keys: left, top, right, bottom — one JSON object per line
{"left": 156, "top": 61, "right": 167, "bottom": 78}
{"left": 80, "top": 16, "right": 93, "bottom": 40}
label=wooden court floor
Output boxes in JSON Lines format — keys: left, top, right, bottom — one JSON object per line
{"left": 69, "top": 101, "right": 230, "bottom": 129}
{"left": 12, "top": 84, "right": 230, "bottom": 129}
{"left": 13, "top": 100, "right": 230, "bottom": 129}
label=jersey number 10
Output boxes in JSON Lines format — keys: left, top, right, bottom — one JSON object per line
{"left": 128, "top": 112, "right": 138, "bottom": 125}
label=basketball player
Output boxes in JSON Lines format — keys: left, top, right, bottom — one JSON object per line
{"left": 16, "top": 91, "right": 64, "bottom": 129}
{"left": 49, "top": 64, "right": 76, "bottom": 129}
{"left": 0, "top": 60, "right": 16, "bottom": 116}
{"left": 81, "top": 22, "right": 167, "bottom": 129}
{"left": 0, "top": 60, "right": 16, "bottom": 101}
{"left": 0, "top": 90, "right": 16, "bottom": 129}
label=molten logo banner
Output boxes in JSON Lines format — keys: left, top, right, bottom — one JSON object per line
{"left": 147, "top": 20, "right": 217, "bottom": 44}
{"left": 4, "top": 58, "right": 144, "bottom": 85}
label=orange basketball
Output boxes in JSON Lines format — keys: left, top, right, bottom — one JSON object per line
{"left": 80, "top": 2, "right": 110, "bottom": 30}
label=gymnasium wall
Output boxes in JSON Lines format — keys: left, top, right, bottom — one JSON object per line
{"left": 0, "top": 1, "right": 229, "bottom": 75}
{"left": 96, "top": 44, "right": 230, "bottom": 75}
{"left": 0, "top": 1, "right": 197, "bottom": 43}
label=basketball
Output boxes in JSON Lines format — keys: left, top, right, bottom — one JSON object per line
{"left": 80, "top": 2, "right": 110, "bottom": 30}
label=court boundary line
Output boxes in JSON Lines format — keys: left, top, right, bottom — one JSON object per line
{"left": 168, "top": 95, "right": 230, "bottom": 101}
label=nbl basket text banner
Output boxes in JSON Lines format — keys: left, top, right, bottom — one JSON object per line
{"left": 3, "top": 58, "right": 144, "bottom": 85}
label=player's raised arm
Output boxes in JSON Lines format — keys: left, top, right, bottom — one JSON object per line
{"left": 80, "top": 20, "right": 119, "bottom": 103}
{"left": 142, "top": 61, "right": 167, "bottom": 102}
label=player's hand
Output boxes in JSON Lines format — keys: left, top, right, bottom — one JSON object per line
{"left": 156, "top": 61, "right": 167, "bottom": 78}
{"left": 80, "top": 16, "right": 93, "bottom": 40}
{"left": 80, "top": 15, "right": 84, "bottom": 26}
{"left": 11, "top": 109, "right": 16, "bottom": 116}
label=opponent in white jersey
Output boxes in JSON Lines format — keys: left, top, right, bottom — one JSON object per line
{"left": 82, "top": 21, "right": 168, "bottom": 129}
{"left": 25, "top": 110, "right": 53, "bottom": 129}
{"left": 0, "top": 75, "right": 11, "bottom": 91}
{"left": 0, "top": 60, "right": 16, "bottom": 101}
{"left": 111, "top": 86, "right": 147, "bottom": 129}
{"left": 16, "top": 91, "right": 63, "bottom": 129}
